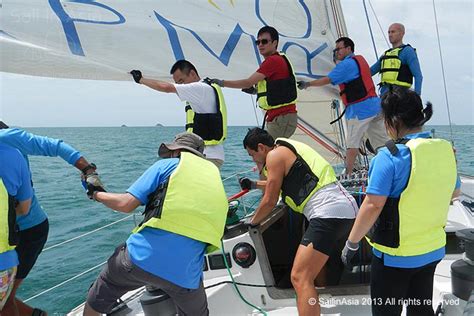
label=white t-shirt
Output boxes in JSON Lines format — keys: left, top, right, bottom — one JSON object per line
{"left": 174, "top": 82, "right": 224, "bottom": 161}
{"left": 303, "top": 182, "right": 359, "bottom": 220}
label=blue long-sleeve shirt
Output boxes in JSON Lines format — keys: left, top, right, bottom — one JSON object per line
{"left": 371, "top": 44, "right": 423, "bottom": 96}
{"left": 0, "top": 144, "right": 33, "bottom": 270}
{"left": 0, "top": 128, "right": 82, "bottom": 230}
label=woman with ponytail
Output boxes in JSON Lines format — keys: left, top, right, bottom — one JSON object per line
{"left": 341, "top": 87, "right": 460, "bottom": 316}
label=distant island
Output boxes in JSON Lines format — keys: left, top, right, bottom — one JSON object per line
{"left": 121, "top": 124, "right": 127, "bottom": 127}
{"left": 156, "top": 123, "right": 164, "bottom": 127}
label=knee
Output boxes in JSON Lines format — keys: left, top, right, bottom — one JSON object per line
{"left": 86, "top": 282, "right": 115, "bottom": 314}
{"left": 291, "top": 269, "right": 307, "bottom": 289}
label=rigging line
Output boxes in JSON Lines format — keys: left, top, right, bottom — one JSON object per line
{"left": 297, "top": 122, "right": 342, "bottom": 158}
{"left": 250, "top": 94, "right": 260, "bottom": 127}
{"left": 43, "top": 215, "right": 134, "bottom": 252}
{"left": 24, "top": 260, "right": 106, "bottom": 303}
{"left": 363, "top": 0, "right": 379, "bottom": 59}
{"left": 432, "top": 0, "right": 454, "bottom": 142}
{"left": 331, "top": 100, "right": 346, "bottom": 159}
{"left": 367, "top": 0, "right": 389, "bottom": 48}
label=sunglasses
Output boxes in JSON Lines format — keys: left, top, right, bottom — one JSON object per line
{"left": 333, "top": 46, "right": 347, "bottom": 53}
{"left": 255, "top": 39, "right": 271, "bottom": 46}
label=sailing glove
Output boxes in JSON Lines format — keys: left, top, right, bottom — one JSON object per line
{"left": 297, "top": 80, "right": 310, "bottom": 90}
{"left": 241, "top": 86, "right": 257, "bottom": 95}
{"left": 208, "top": 78, "right": 224, "bottom": 87}
{"left": 341, "top": 240, "right": 359, "bottom": 270}
{"left": 239, "top": 177, "right": 257, "bottom": 190}
{"left": 130, "top": 70, "right": 142, "bottom": 83}
{"left": 82, "top": 173, "right": 106, "bottom": 200}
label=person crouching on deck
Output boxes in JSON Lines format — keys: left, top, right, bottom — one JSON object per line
{"left": 82, "top": 132, "right": 228, "bottom": 316}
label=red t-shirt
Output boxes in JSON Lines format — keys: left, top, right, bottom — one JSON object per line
{"left": 257, "top": 54, "right": 297, "bottom": 122}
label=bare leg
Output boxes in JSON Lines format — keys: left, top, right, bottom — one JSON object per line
{"left": 345, "top": 148, "right": 359, "bottom": 175}
{"left": 2, "top": 278, "right": 23, "bottom": 316}
{"left": 291, "top": 243, "right": 329, "bottom": 316}
{"left": 16, "top": 298, "right": 48, "bottom": 316}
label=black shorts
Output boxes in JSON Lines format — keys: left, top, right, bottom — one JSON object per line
{"left": 300, "top": 217, "right": 354, "bottom": 256}
{"left": 16, "top": 219, "right": 49, "bottom": 279}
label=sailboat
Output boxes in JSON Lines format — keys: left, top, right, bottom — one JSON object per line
{"left": 1, "top": 0, "right": 473, "bottom": 315}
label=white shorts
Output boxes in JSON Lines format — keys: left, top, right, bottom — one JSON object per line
{"left": 346, "top": 114, "right": 388, "bottom": 150}
{"left": 303, "top": 182, "right": 359, "bottom": 220}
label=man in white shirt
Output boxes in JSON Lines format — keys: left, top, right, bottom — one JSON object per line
{"left": 130, "top": 60, "right": 227, "bottom": 168}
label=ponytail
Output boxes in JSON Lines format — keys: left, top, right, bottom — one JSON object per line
{"left": 419, "top": 102, "right": 433, "bottom": 126}
{"left": 381, "top": 87, "right": 433, "bottom": 131}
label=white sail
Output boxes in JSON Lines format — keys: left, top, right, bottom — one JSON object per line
{"left": 1, "top": 0, "right": 347, "bottom": 159}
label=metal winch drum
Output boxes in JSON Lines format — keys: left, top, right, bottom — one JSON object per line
{"left": 451, "top": 229, "right": 474, "bottom": 301}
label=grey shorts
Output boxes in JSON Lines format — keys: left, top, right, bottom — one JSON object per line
{"left": 346, "top": 113, "right": 388, "bottom": 150}
{"left": 87, "top": 244, "right": 208, "bottom": 315}
{"left": 266, "top": 112, "right": 298, "bottom": 139}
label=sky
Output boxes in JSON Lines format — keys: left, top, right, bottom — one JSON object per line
{"left": 0, "top": 0, "right": 472, "bottom": 127}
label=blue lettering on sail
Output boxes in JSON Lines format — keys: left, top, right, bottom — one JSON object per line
{"left": 48, "top": 0, "right": 125, "bottom": 56}
{"left": 154, "top": 11, "right": 261, "bottom": 66}
{"left": 154, "top": 10, "right": 327, "bottom": 77}
{"left": 282, "top": 42, "right": 328, "bottom": 79}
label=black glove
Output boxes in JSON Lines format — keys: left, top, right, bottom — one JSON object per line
{"left": 239, "top": 177, "right": 257, "bottom": 190}
{"left": 83, "top": 173, "right": 106, "bottom": 200}
{"left": 130, "top": 70, "right": 142, "bottom": 83}
{"left": 341, "top": 240, "right": 359, "bottom": 270}
{"left": 207, "top": 78, "right": 224, "bottom": 87}
{"left": 241, "top": 86, "right": 257, "bottom": 95}
{"left": 297, "top": 80, "right": 311, "bottom": 90}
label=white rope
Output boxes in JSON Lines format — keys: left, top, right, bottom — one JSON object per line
{"left": 43, "top": 215, "right": 134, "bottom": 252}
{"left": 24, "top": 260, "right": 106, "bottom": 303}
{"left": 222, "top": 168, "right": 255, "bottom": 182}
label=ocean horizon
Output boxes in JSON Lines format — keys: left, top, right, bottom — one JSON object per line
{"left": 11, "top": 125, "right": 473, "bottom": 313}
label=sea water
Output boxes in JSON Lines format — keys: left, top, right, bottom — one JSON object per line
{"left": 15, "top": 125, "right": 473, "bottom": 313}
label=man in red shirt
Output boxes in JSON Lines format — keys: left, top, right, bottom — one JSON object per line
{"left": 210, "top": 26, "right": 298, "bottom": 139}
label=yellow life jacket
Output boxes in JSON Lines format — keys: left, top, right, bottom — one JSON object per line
{"left": 0, "top": 178, "right": 18, "bottom": 254}
{"left": 264, "top": 138, "right": 337, "bottom": 213}
{"left": 256, "top": 53, "right": 298, "bottom": 111}
{"left": 185, "top": 81, "right": 227, "bottom": 146}
{"left": 133, "top": 152, "right": 228, "bottom": 253}
{"left": 380, "top": 45, "right": 414, "bottom": 88}
{"left": 367, "top": 138, "right": 457, "bottom": 256}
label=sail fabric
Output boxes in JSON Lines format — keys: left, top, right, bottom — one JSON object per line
{"left": 1, "top": 0, "right": 348, "bottom": 160}
{"left": 1, "top": 0, "right": 345, "bottom": 82}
